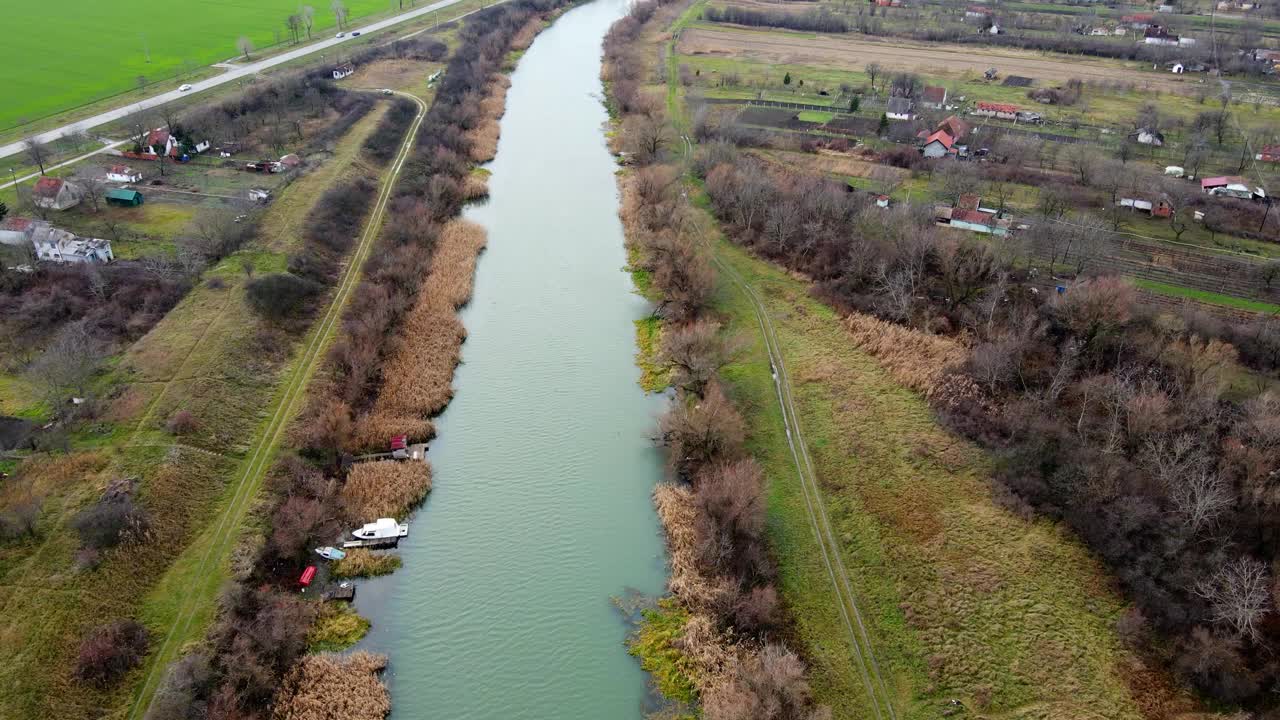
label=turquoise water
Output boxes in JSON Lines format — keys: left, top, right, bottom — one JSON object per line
{"left": 354, "top": 1, "right": 670, "bottom": 717}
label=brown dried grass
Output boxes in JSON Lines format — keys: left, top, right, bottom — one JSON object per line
{"left": 843, "top": 312, "right": 968, "bottom": 397}
{"left": 368, "top": 220, "right": 486, "bottom": 422}
{"left": 349, "top": 413, "right": 434, "bottom": 452}
{"left": 467, "top": 76, "right": 511, "bottom": 162}
{"left": 2, "top": 451, "right": 108, "bottom": 508}
{"left": 461, "top": 172, "right": 489, "bottom": 201}
{"left": 340, "top": 460, "right": 432, "bottom": 520}
{"left": 510, "top": 17, "right": 543, "bottom": 52}
{"left": 271, "top": 651, "right": 390, "bottom": 720}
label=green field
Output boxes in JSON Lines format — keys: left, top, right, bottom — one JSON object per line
{"left": 1, "top": 0, "right": 395, "bottom": 130}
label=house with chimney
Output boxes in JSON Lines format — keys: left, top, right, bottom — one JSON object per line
{"left": 31, "top": 177, "right": 83, "bottom": 211}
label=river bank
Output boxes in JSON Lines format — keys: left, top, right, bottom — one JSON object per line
{"left": 350, "top": 0, "right": 672, "bottom": 717}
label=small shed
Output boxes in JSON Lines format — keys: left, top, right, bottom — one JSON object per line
{"left": 105, "top": 188, "right": 144, "bottom": 207}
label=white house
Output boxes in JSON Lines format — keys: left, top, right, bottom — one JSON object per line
{"left": 0, "top": 217, "right": 43, "bottom": 246}
{"left": 1170, "top": 62, "right": 1185, "bottom": 73}
{"left": 1132, "top": 128, "right": 1165, "bottom": 146}
{"left": 332, "top": 62, "right": 355, "bottom": 80}
{"left": 30, "top": 226, "right": 113, "bottom": 264}
{"left": 106, "top": 165, "right": 142, "bottom": 183}
{"left": 886, "top": 97, "right": 914, "bottom": 120}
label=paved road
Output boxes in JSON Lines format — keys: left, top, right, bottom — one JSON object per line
{"left": 0, "top": 0, "right": 470, "bottom": 161}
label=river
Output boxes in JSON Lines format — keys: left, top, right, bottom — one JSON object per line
{"left": 353, "top": 0, "right": 669, "bottom": 717}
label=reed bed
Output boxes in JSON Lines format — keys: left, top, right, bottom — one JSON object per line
{"left": 349, "top": 414, "right": 434, "bottom": 455}
{"left": 843, "top": 312, "right": 968, "bottom": 396}
{"left": 467, "top": 76, "right": 510, "bottom": 163}
{"left": 461, "top": 172, "right": 490, "bottom": 201}
{"left": 272, "top": 651, "right": 390, "bottom": 720}
{"left": 332, "top": 549, "right": 403, "bottom": 579}
{"left": 340, "top": 460, "right": 432, "bottom": 520}
{"left": 363, "top": 220, "right": 486, "bottom": 429}
{"left": 510, "top": 17, "right": 543, "bottom": 52}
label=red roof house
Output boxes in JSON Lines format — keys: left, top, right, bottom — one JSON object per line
{"left": 1257, "top": 145, "right": 1280, "bottom": 163}
{"left": 922, "top": 130, "right": 956, "bottom": 158}
{"left": 974, "top": 101, "right": 1019, "bottom": 118}
{"left": 31, "top": 177, "right": 83, "bottom": 211}
{"left": 921, "top": 86, "right": 948, "bottom": 108}
{"left": 937, "top": 115, "right": 971, "bottom": 139}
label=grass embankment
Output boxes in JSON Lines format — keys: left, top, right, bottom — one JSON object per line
{"left": 710, "top": 238, "right": 1149, "bottom": 719}
{"left": 1134, "top": 278, "right": 1280, "bottom": 314}
{"left": 0, "top": 104, "right": 395, "bottom": 720}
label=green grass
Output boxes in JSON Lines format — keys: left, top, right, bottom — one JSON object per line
{"left": 307, "top": 604, "right": 372, "bottom": 652}
{"left": 0, "top": 0, "right": 402, "bottom": 130}
{"left": 634, "top": 316, "right": 671, "bottom": 393}
{"left": 797, "top": 110, "right": 834, "bottom": 123}
{"left": 710, "top": 236, "right": 1147, "bottom": 719}
{"left": 627, "top": 598, "right": 700, "bottom": 708}
{"left": 1133, "top": 278, "right": 1280, "bottom": 314}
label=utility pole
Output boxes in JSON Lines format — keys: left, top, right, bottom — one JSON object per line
{"left": 141, "top": 33, "right": 151, "bottom": 63}
{"left": 9, "top": 168, "right": 18, "bottom": 205}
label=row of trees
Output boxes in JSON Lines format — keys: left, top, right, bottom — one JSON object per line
{"left": 695, "top": 138, "right": 1280, "bottom": 707}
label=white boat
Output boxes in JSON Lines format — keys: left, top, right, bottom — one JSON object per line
{"left": 351, "top": 518, "right": 409, "bottom": 540}
{"left": 315, "top": 546, "right": 346, "bottom": 560}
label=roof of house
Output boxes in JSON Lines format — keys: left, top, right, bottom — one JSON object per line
{"left": 1261, "top": 144, "right": 1280, "bottom": 154}
{"left": 146, "top": 128, "right": 171, "bottom": 146}
{"left": 335, "top": 62, "right": 354, "bottom": 72}
{"left": 0, "top": 217, "right": 34, "bottom": 232}
{"left": 967, "top": 4, "right": 992, "bottom": 12}
{"left": 1145, "top": 24, "right": 1176, "bottom": 38}
{"left": 939, "top": 115, "right": 971, "bottom": 137}
{"left": 952, "top": 209, "right": 995, "bottom": 225}
{"left": 976, "top": 101, "right": 1019, "bottom": 113}
{"left": 1122, "top": 13, "right": 1154, "bottom": 21}
{"left": 1201, "top": 175, "right": 1244, "bottom": 188}
{"left": 957, "top": 194, "right": 982, "bottom": 210}
{"left": 886, "top": 97, "right": 913, "bottom": 114}
{"left": 108, "top": 164, "right": 133, "bottom": 175}
{"left": 922, "top": 86, "right": 947, "bottom": 104}
{"left": 924, "top": 130, "right": 955, "bottom": 149}
{"left": 105, "top": 188, "right": 142, "bottom": 201}
{"left": 32, "top": 176, "right": 65, "bottom": 198}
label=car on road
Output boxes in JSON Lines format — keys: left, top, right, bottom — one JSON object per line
{"left": 351, "top": 31, "right": 361, "bottom": 36}
{"left": 381, "top": 88, "right": 393, "bottom": 95}
{"left": 178, "top": 84, "right": 193, "bottom": 92}
{"left": 336, "top": 31, "right": 345, "bottom": 38}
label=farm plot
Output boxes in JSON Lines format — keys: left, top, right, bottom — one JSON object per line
{"left": 677, "top": 26, "right": 1198, "bottom": 93}
{"left": 0, "top": 0, "right": 393, "bottom": 131}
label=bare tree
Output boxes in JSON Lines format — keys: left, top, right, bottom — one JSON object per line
{"left": 27, "top": 320, "right": 102, "bottom": 404}
{"left": 865, "top": 62, "right": 882, "bottom": 94}
{"left": 623, "top": 113, "right": 670, "bottom": 165}
{"left": 237, "top": 35, "right": 254, "bottom": 61}
{"left": 301, "top": 6, "right": 316, "bottom": 39}
{"left": 286, "top": 15, "right": 303, "bottom": 44}
{"left": 77, "top": 173, "right": 106, "bottom": 214}
{"left": 661, "top": 319, "right": 741, "bottom": 397}
{"left": 1066, "top": 144, "right": 1100, "bottom": 186}
{"left": 1171, "top": 471, "right": 1232, "bottom": 532}
{"left": 1196, "top": 557, "right": 1271, "bottom": 641}
{"left": 23, "top": 136, "right": 49, "bottom": 175}
{"left": 331, "top": 0, "right": 349, "bottom": 30}
{"left": 124, "top": 109, "right": 152, "bottom": 153}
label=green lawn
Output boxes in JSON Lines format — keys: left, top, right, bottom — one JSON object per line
{"left": 1, "top": 0, "right": 395, "bottom": 130}
{"left": 1134, "top": 278, "right": 1280, "bottom": 314}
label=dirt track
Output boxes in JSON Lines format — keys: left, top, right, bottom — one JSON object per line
{"left": 678, "top": 26, "right": 1199, "bottom": 94}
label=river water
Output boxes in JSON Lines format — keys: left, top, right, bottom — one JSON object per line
{"left": 353, "top": 0, "right": 669, "bottom": 717}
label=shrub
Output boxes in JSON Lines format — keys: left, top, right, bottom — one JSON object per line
{"left": 659, "top": 382, "right": 745, "bottom": 479}
{"left": 246, "top": 273, "right": 322, "bottom": 321}
{"left": 363, "top": 98, "right": 418, "bottom": 163}
{"left": 144, "top": 652, "right": 212, "bottom": 720}
{"left": 74, "top": 619, "right": 149, "bottom": 687}
{"left": 307, "top": 605, "right": 371, "bottom": 652}
{"left": 72, "top": 494, "right": 149, "bottom": 551}
{"left": 166, "top": 409, "right": 199, "bottom": 436}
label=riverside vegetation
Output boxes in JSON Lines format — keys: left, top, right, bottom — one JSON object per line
{"left": 607, "top": 2, "right": 833, "bottom": 718}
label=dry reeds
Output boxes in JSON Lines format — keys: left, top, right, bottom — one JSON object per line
{"left": 467, "top": 76, "right": 510, "bottom": 163}
{"left": 843, "top": 312, "right": 968, "bottom": 397}
{"left": 340, "top": 460, "right": 432, "bottom": 520}
{"left": 510, "top": 17, "right": 543, "bottom": 52}
{"left": 461, "top": 172, "right": 490, "bottom": 201}
{"left": 272, "top": 651, "right": 390, "bottom": 720}
{"left": 349, "top": 413, "right": 434, "bottom": 454}
{"left": 332, "top": 548, "right": 402, "bottom": 579}
{"left": 362, "top": 220, "right": 485, "bottom": 428}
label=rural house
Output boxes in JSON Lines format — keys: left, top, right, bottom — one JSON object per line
{"left": 106, "top": 165, "right": 142, "bottom": 183}
{"left": 31, "top": 177, "right": 83, "bottom": 211}
{"left": 1118, "top": 194, "right": 1173, "bottom": 217}
{"left": 1256, "top": 145, "right": 1280, "bottom": 163}
{"left": 105, "top": 189, "right": 144, "bottom": 207}
{"left": 937, "top": 115, "right": 971, "bottom": 140}
{"left": 31, "top": 225, "right": 113, "bottom": 264}
{"left": 144, "top": 128, "right": 179, "bottom": 158}
{"left": 921, "top": 86, "right": 948, "bottom": 109}
{"left": 0, "top": 217, "right": 39, "bottom": 246}
{"left": 886, "top": 97, "right": 914, "bottom": 120}
{"left": 935, "top": 194, "right": 1011, "bottom": 235}
{"left": 333, "top": 62, "right": 355, "bottom": 80}
{"left": 922, "top": 130, "right": 957, "bottom": 158}
{"left": 973, "top": 101, "right": 1018, "bottom": 120}
{"left": 1201, "top": 176, "right": 1266, "bottom": 200}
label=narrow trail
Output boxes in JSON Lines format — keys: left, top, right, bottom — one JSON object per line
{"left": 707, "top": 235, "right": 900, "bottom": 720}
{"left": 126, "top": 90, "right": 427, "bottom": 720}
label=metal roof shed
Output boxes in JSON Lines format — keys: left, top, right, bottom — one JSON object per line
{"left": 105, "top": 189, "right": 144, "bottom": 207}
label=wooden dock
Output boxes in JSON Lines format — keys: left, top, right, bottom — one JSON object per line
{"left": 322, "top": 584, "right": 356, "bottom": 602}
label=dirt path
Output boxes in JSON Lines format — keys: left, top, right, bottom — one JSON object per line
{"left": 678, "top": 26, "right": 1198, "bottom": 93}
